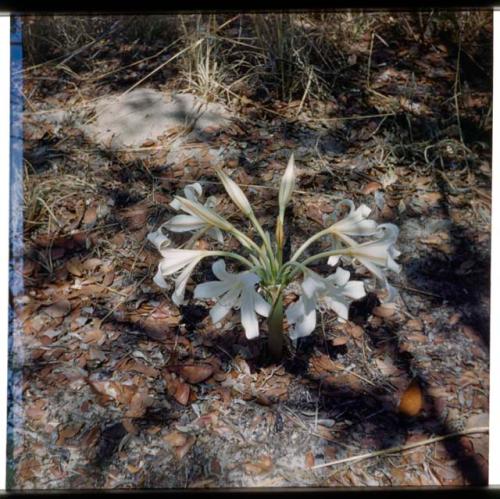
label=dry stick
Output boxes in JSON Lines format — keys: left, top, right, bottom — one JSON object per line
{"left": 366, "top": 31, "right": 375, "bottom": 89}
{"left": 394, "top": 283, "right": 441, "bottom": 300}
{"left": 296, "top": 67, "right": 314, "bottom": 118}
{"left": 312, "top": 426, "right": 489, "bottom": 470}
{"left": 454, "top": 34, "right": 464, "bottom": 146}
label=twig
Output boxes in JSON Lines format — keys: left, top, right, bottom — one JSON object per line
{"left": 312, "top": 426, "right": 489, "bottom": 470}
{"left": 394, "top": 283, "right": 441, "bottom": 299}
{"left": 367, "top": 31, "right": 375, "bottom": 89}
{"left": 454, "top": 33, "right": 464, "bottom": 146}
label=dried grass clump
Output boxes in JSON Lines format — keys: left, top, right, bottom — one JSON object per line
{"left": 24, "top": 173, "right": 98, "bottom": 236}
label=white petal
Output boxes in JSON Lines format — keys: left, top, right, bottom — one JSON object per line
{"left": 184, "top": 182, "right": 203, "bottom": 201}
{"left": 193, "top": 280, "right": 234, "bottom": 299}
{"left": 302, "top": 272, "right": 324, "bottom": 298}
{"left": 166, "top": 214, "right": 206, "bottom": 232}
{"left": 254, "top": 292, "right": 271, "bottom": 317}
{"left": 207, "top": 227, "right": 224, "bottom": 244}
{"left": 158, "top": 250, "right": 203, "bottom": 274}
{"left": 172, "top": 258, "right": 202, "bottom": 306}
{"left": 240, "top": 286, "right": 259, "bottom": 339}
{"left": 286, "top": 299, "right": 303, "bottom": 324}
{"left": 153, "top": 266, "right": 168, "bottom": 288}
{"left": 286, "top": 295, "right": 316, "bottom": 340}
{"left": 357, "top": 257, "right": 385, "bottom": 281}
{"left": 147, "top": 227, "right": 171, "bottom": 252}
{"left": 323, "top": 296, "right": 350, "bottom": 321}
{"left": 278, "top": 153, "right": 296, "bottom": 213}
{"left": 328, "top": 267, "right": 350, "bottom": 286}
{"left": 216, "top": 168, "right": 253, "bottom": 216}
{"left": 328, "top": 255, "right": 340, "bottom": 267}
{"left": 210, "top": 302, "right": 232, "bottom": 324}
{"left": 212, "top": 259, "right": 232, "bottom": 281}
{"left": 343, "top": 280, "right": 366, "bottom": 300}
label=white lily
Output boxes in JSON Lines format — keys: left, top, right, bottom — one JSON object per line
{"left": 193, "top": 259, "right": 271, "bottom": 339}
{"left": 147, "top": 225, "right": 171, "bottom": 254}
{"left": 278, "top": 153, "right": 296, "bottom": 215}
{"left": 153, "top": 249, "right": 213, "bottom": 306}
{"left": 167, "top": 182, "right": 224, "bottom": 243}
{"left": 330, "top": 223, "right": 401, "bottom": 301}
{"left": 326, "top": 199, "right": 378, "bottom": 237}
{"left": 216, "top": 168, "right": 253, "bottom": 216}
{"left": 348, "top": 224, "right": 401, "bottom": 277}
{"left": 286, "top": 267, "right": 366, "bottom": 340}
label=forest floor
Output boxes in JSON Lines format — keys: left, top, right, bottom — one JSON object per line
{"left": 10, "top": 13, "right": 492, "bottom": 489}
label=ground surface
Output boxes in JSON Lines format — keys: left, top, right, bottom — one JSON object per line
{"left": 10, "top": 13, "right": 491, "bottom": 489}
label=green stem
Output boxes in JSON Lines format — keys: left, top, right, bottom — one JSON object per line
{"left": 267, "top": 288, "right": 284, "bottom": 361}
{"left": 214, "top": 251, "right": 255, "bottom": 269}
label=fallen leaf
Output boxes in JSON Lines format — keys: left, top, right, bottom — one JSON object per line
{"left": 164, "top": 430, "right": 187, "bottom": 447}
{"left": 466, "top": 412, "right": 488, "bottom": 429}
{"left": 372, "top": 304, "right": 397, "bottom": 318}
{"left": 244, "top": 455, "right": 273, "bottom": 475}
{"left": 362, "top": 181, "right": 382, "bottom": 195}
{"left": 43, "top": 299, "right": 72, "bottom": 318}
{"left": 399, "top": 378, "right": 423, "bottom": 417}
{"left": 66, "top": 258, "right": 83, "bottom": 277}
{"left": 305, "top": 451, "right": 315, "bottom": 469}
{"left": 179, "top": 364, "right": 214, "bottom": 384}
{"left": 56, "top": 423, "right": 84, "bottom": 445}
{"left": 332, "top": 336, "right": 349, "bottom": 346}
{"left": 174, "top": 382, "right": 190, "bottom": 406}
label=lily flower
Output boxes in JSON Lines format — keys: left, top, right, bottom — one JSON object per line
{"left": 332, "top": 223, "right": 401, "bottom": 301}
{"left": 153, "top": 249, "right": 213, "bottom": 306}
{"left": 216, "top": 168, "right": 253, "bottom": 216}
{"left": 167, "top": 182, "right": 224, "bottom": 243}
{"left": 193, "top": 259, "right": 271, "bottom": 339}
{"left": 278, "top": 153, "right": 296, "bottom": 215}
{"left": 286, "top": 268, "right": 366, "bottom": 340}
{"left": 147, "top": 225, "right": 171, "bottom": 254}
{"left": 347, "top": 223, "right": 401, "bottom": 277}
{"left": 325, "top": 199, "right": 378, "bottom": 237}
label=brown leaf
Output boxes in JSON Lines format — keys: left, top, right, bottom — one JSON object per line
{"left": 82, "top": 328, "right": 105, "bottom": 344}
{"left": 66, "top": 257, "right": 84, "bottom": 277}
{"left": 56, "top": 423, "right": 83, "bottom": 445}
{"left": 43, "top": 299, "right": 72, "bottom": 318}
{"left": 466, "top": 412, "right": 488, "bottom": 430}
{"left": 174, "top": 435, "right": 196, "bottom": 460}
{"left": 163, "top": 430, "right": 187, "bottom": 447}
{"left": 82, "top": 204, "right": 98, "bottom": 226}
{"left": 305, "top": 451, "right": 315, "bottom": 469}
{"left": 332, "top": 336, "right": 349, "bottom": 346}
{"left": 174, "top": 382, "right": 190, "bottom": 406}
{"left": 362, "top": 181, "right": 382, "bottom": 195}
{"left": 345, "top": 322, "right": 364, "bottom": 339}
{"left": 179, "top": 364, "right": 214, "bottom": 384}
{"left": 244, "top": 455, "right": 273, "bottom": 475}
{"left": 372, "top": 304, "right": 397, "bottom": 318}
{"left": 399, "top": 378, "right": 424, "bottom": 417}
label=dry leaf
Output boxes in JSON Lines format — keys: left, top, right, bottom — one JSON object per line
{"left": 372, "top": 304, "right": 397, "bottom": 318}
{"left": 465, "top": 412, "right": 488, "bottom": 429}
{"left": 43, "top": 299, "right": 72, "bottom": 318}
{"left": 362, "top": 181, "right": 382, "bottom": 195}
{"left": 66, "top": 258, "right": 83, "bottom": 277}
{"left": 332, "top": 336, "right": 349, "bottom": 346}
{"left": 174, "top": 382, "right": 190, "bottom": 406}
{"left": 163, "top": 431, "right": 187, "bottom": 447}
{"left": 179, "top": 364, "right": 214, "bottom": 384}
{"left": 244, "top": 455, "right": 273, "bottom": 475}
{"left": 56, "top": 423, "right": 83, "bottom": 445}
{"left": 399, "top": 378, "right": 423, "bottom": 417}
{"left": 305, "top": 451, "right": 315, "bottom": 469}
